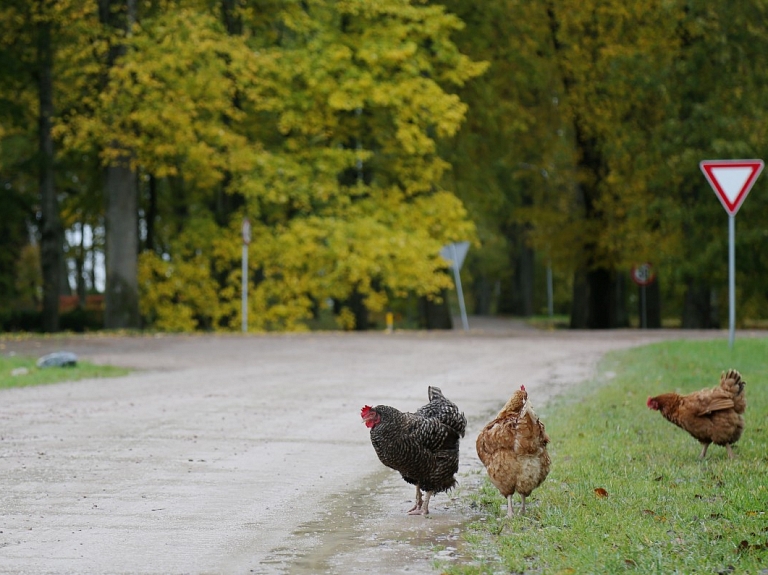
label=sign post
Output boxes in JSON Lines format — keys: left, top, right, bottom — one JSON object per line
{"left": 440, "top": 241, "right": 470, "bottom": 331}
{"left": 631, "top": 263, "right": 655, "bottom": 329}
{"left": 241, "top": 218, "right": 251, "bottom": 333}
{"left": 700, "top": 159, "right": 764, "bottom": 348}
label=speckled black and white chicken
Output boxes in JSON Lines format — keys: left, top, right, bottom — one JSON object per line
{"left": 361, "top": 386, "right": 466, "bottom": 515}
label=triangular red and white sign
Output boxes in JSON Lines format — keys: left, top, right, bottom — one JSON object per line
{"left": 700, "top": 159, "right": 764, "bottom": 215}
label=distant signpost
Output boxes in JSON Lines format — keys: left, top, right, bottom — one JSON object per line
{"left": 700, "top": 159, "right": 764, "bottom": 348}
{"left": 631, "top": 263, "right": 655, "bottom": 329}
{"left": 440, "top": 241, "right": 470, "bottom": 331}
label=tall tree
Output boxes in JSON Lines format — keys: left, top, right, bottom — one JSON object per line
{"left": 100, "top": 0, "right": 140, "bottom": 329}
{"left": 655, "top": 0, "right": 768, "bottom": 328}
{"left": 37, "top": 0, "right": 64, "bottom": 332}
{"left": 487, "top": 0, "right": 683, "bottom": 328}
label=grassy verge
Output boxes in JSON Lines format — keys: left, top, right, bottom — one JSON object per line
{"left": 447, "top": 337, "right": 768, "bottom": 574}
{"left": 0, "top": 355, "right": 129, "bottom": 390}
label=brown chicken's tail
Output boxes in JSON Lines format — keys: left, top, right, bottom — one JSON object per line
{"left": 720, "top": 369, "right": 745, "bottom": 396}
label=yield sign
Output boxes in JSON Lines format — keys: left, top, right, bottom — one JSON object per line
{"left": 700, "top": 159, "right": 764, "bottom": 215}
{"left": 440, "top": 241, "right": 470, "bottom": 269}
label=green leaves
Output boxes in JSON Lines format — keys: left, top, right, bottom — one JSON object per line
{"left": 89, "top": 0, "right": 484, "bottom": 331}
{"left": 63, "top": 9, "right": 260, "bottom": 189}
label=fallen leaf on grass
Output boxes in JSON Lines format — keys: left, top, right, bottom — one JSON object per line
{"left": 737, "top": 540, "right": 768, "bottom": 553}
{"left": 594, "top": 487, "right": 608, "bottom": 498}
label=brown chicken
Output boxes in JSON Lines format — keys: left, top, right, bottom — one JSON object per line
{"left": 361, "top": 386, "right": 466, "bottom": 516}
{"left": 476, "top": 385, "right": 551, "bottom": 517}
{"left": 646, "top": 369, "right": 746, "bottom": 459}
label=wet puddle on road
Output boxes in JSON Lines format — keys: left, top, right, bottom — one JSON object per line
{"left": 256, "top": 467, "right": 485, "bottom": 574}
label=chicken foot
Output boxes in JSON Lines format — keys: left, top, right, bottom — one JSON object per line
{"left": 408, "top": 489, "right": 433, "bottom": 516}
{"left": 698, "top": 443, "right": 709, "bottom": 459}
{"left": 406, "top": 486, "right": 423, "bottom": 513}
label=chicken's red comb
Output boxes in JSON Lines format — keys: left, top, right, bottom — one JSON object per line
{"left": 361, "top": 405, "right": 372, "bottom": 418}
{"left": 520, "top": 385, "right": 526, "bottom": 391}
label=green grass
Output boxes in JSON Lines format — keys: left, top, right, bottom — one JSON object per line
{"left": 448, "top": 338, "right": 768, "bottom": 575}
{"left": 0, "top": 355, "right": 130, "bottom": 389}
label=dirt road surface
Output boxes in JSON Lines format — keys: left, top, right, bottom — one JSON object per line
{"left": 0, "top": 320, "right": 729, "bottom": 574}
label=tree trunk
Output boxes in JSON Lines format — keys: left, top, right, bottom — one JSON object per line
{"left": 102, "top": 0, "right": 140, "bottom": 329}
{"left": 646, "top": 279, "right": 661, "bottom": 328}
{"left": 682, "top": 279, "right": 718, "bottom": 328}
{"left": 213, "top": 0, "right": 246, "bottom": 227}
{"left": 586, "top": 268, "right": 612, "bottom": 328}
{"left": 89, "top": 237, "right": 98, "bottom": 293}
{"left": 496, "top": 232, "right": 534, "bottom": 317}
{"left": 221, "top": 0, "right": 243, "bottom": 35}
{"left": 613, "top": 271, "right": 629, "bottom": 328}
{"left": 348, "top": 288, "right": 369, "bottom": 331}
{"left": 637, "top": 278, "right": 661, "bottom": 328}
{"left": 548, "top": 6, "right": 626, "bottom": 330}
{"left": 104, "top": 157, "right": 140, "bottom": 328}
{"left": 60, "top": 250, "right": 72, "bottom": 296}
{"left": 511, "top": 241, "right": 535, "bottom": 317}
{"left": 419, "top": 290, "right": 453, "bottom": 330}
{"left": 144, "top": 173, "right": 157, "bottom": 252}
{"left": 38, "top": 2, "right": 62, "bottom": 332}
{"left": 472, "top": 276, "right": 493, "bottom": 315}
{"left": 569, "top": 268, "right": 588, "bottom": 328}
{"left": 75, "top": 222, "right": 87, "bottom": 305}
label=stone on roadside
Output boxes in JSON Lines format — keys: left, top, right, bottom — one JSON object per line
{"left": 36, "top": 352, "right": 78, "bottom": 368}
{"left": 10, "top": 367, "right": 29, "bottom": 376}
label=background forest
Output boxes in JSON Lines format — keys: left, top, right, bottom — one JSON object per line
{"left": 2, "top": 0, "right": 768, "bottom": 333}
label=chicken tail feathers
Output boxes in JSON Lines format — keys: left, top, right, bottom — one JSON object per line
{"left": 720, "top": 369, "right": 745, "bottom": 396}
{"left": 417, "top": 387, "right": 467, "bottom": 438}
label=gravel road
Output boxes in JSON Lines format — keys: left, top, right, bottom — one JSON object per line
{"left": 0, "top": 320, "right": 727, "bottom": 574}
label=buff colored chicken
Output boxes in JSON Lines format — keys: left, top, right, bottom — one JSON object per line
{"left": 647, "top": 369, "right": 746, "bottom": 459}
{"left": 476, "top": 385, "right": 551, "bottom": 517}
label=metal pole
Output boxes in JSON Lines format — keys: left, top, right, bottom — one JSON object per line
{"left": 451, "top": 244, "right": 469, "bottom": 331}
{"left": 728, "top": 214, "right": 735, "bottom": 348}
{"left": 641, "top": 284, "right": 647, "bottom": 329}
{"left": 241, "top": 243, "right": 248, "bottom": 333}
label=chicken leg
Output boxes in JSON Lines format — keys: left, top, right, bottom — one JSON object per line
{"left": 506, "top": 494, "right": 527, "bottom": 517}
{"left": 409, "top": 491, "right": 433, "bottom": 515}
{"left": 407, "top": 486, "right": 423, "bottom": 513}
{"left": 699, "top": 443, "right": 709, "bottom": 459}
{"left": 506, "top": 495, "right": 515, "bottom": 517}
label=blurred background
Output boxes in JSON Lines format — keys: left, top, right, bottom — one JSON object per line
{"left": 2, "top": 0, "right": 767, "bottom": 334}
